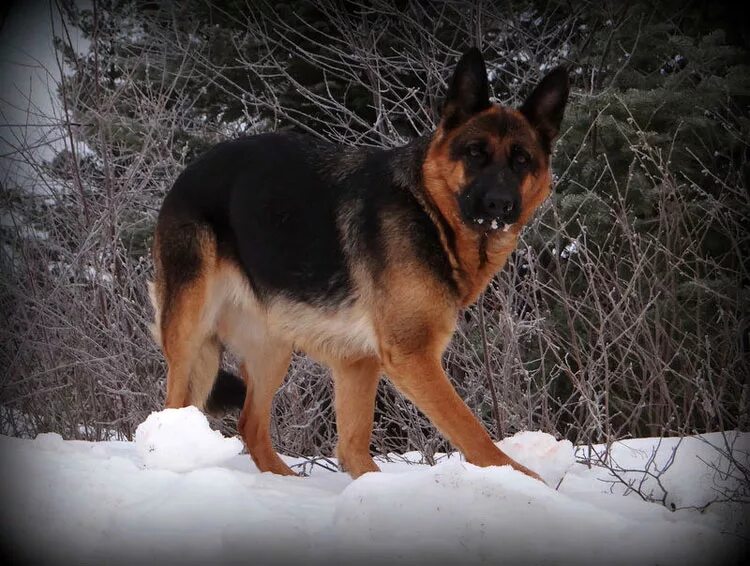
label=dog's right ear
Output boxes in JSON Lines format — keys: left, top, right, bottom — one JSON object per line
{"left": 520, "top": 67, "right": 569, "bottom": 152}
{"left": 440, "top": 48, "right": 491, "bottom": 131}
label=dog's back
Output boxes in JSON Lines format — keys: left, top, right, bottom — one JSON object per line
{"left": 158, "top": 134, "right": 348, "bottom": 301}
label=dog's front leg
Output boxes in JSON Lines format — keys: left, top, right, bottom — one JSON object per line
{"left": 383, "top": 351, "right": 543, "bottom": 482}
{"left": 331, "top": 357, "right": 382, "bottom": 478}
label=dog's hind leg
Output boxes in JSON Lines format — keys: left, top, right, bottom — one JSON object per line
{"left": 151, "top": 227, "right": 221, "bottom": 409}
{"left": 238, "top": 341, "right": 295, "bottom": 476}
{"left": 332, "top": 357, "right": 381, "bottom": 478}
{"left": 159, "top": 278, "right": 220, "bottom": 409}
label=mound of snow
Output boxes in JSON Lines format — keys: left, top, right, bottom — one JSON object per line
{"left": 333, "top": 459, "right": 731, "bottom": 565}
{"left": 497, "top": 430, "right": 575, "bottom": 485}
{"left": 1, "top": 421, "right": 747, "bottom": 564}
{"left": 135, "top": 406, "right": 243, "bottom": 472}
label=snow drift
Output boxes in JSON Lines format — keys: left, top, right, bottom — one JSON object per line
{"left": 0, "top": 407, "right": 746, "bottom": 565}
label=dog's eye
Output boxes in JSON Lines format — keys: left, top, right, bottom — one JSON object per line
{"left": 466, "top": 142, "right": 488, "bottom": 165}
{"left": 511, "top": 146, "right": 531, "bottom": 170}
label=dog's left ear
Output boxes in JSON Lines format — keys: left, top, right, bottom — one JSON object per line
{"left": 441, "top": 48, "right": 491, "bottom": 131}
{"left": 520, "top": 67, "right": 569, "bottom": 151}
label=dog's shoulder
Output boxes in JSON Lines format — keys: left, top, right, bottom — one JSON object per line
{"left": 329, "top": 138, "right": 458, "bottom": 294}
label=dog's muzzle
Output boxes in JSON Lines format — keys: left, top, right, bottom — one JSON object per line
{"left": 459, "top": 168, "right": 521, "bottom": 232}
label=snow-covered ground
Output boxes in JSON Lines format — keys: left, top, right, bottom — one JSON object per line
{"left": 1, "top": 407, "right": 747, "bottom": 565}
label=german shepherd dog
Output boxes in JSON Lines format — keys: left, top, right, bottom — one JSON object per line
{"left": 149, "top": 48, "right": 568, "bottom": 481}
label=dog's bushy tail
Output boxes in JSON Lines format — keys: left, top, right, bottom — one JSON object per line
{"left": 204, "top": 369, "right": 247, "bottom": 416}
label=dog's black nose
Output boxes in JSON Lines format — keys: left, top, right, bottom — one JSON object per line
{"left": 481, "top": 191, "right": 516, "bottom": 219}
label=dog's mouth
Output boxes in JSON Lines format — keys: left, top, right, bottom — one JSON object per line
{"left": 472, "top": 217, "right": 513, "bottom": 232}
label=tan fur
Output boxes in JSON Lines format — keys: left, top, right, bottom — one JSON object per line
{"left": 211, "top": 260, "right": 377, "bottom": 366}
{"left": 151, "top": 230, "right": 223, "bottom": 409}
{"left": 381, "top": 349, "right": 539, "bottom": 479}
{"left": 150, "top": 104, "right": 555, "bottom": 481}
{"left": 238, "top": 353, "right": 295, "bottom": 476}
{"left": 363, "top": 256, "right": 543, "bottom": 480}
{"left": 422, "top": 106, "right": 552, "bottom": 306}
{"left": 332, "top": 357, "right": 382, "bottom": 477}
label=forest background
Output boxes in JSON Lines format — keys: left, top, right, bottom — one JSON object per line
{"left": 1, "top": 0, "right": 747, "bottom": 466}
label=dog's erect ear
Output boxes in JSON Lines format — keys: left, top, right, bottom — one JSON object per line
{"left": 441, "top": 48, "right": 491, "bottom": 131}
{"left": 520, "top": 67, "right": 569, "bottom": 151}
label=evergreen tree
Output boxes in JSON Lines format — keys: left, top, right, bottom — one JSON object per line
{"left": 5, "top": 0, "right": 744, "bottom": 444}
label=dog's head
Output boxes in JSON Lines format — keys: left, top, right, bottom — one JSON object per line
{"left": 424, "top": 48, "right": 569, "bottom": 233}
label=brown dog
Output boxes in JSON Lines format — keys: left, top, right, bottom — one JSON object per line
{"left": 149, "top": 48, "right": 568, "bottom": 480}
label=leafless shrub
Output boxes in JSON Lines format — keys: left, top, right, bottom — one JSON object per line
{"left": 579, "top": 437, "right": 683, "bottom": 508}
{"left": 575, "top": 431, "right": 750, "bottom": 515}
{"left": 1, "top": 0, "right": 746, "bottom": 486}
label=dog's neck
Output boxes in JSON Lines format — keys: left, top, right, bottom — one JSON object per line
{"left": 387, "top": 135, "right": 431, "bottom": 190}
{"left": 411, "top": 138, "right": 521, "bottom": 308}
